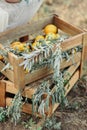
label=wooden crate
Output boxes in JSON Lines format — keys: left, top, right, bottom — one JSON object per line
{"left": 0, "top": 61, "right": 80, "bottom": 117}
{"left": 0, "top": 14, "right": 84, "bottom": 89}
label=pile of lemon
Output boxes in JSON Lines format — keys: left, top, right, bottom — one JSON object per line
{"left": 10, "top": 24, "right": 59, "bottom": 53}
{"left": 32, "top": 24, "right": 60, "bottom": 50}
{"left": 10, "top": 41, "right": 30, "bottom": 53}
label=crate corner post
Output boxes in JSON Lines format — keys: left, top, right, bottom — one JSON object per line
{"left": 0, "top": 80, "right": 6, "bottom": 107}
{"left": 80, "top": 32, "right": 87, "bottom": 77}
{"left": 8, "top": 52, "right": 25, "bottom": 89}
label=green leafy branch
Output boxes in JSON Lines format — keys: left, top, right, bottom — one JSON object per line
{"left": 7, "top": 91, "right": 23, "bottom": 125}
{"left": 32, "top": 42, "right": 67, "bottom": 115}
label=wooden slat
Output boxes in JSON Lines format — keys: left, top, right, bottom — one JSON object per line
{"left": 61, "top": 33, "right": 83, "bottom": 52}
{"left": 54, "top": 15, "right": 83, "bottom": 35}
{"left": 6, "top": 97, "right": 52, "bottom": 117}
{"left": 0, "top": 81, "right": 6, "bottom": 107}
{"left": 52, "top": 70, "right": 80, "bottom": 114}
{"left": 80, "top": 33, "right": 87, "bottom": 77}
{"left": 5, "top": 80, "right": 37, "bottom": 99}
{"left": 6, "top": 97, "right": 32, "bottom": 114}
{"left": 65, "top": 70, "right": 80, "bottom": 96}
{"left": 22, "top": 103, "right": 32, "bottom": 115}
{"left": 6, "top": 97, "right": 41, "bottom": 117}
{"left": 5, "top": 80, "right": 18, "bottom": 94}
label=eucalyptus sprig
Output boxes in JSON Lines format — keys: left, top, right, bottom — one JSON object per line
{"left": 7, "top": 91, "right": 23, "bottom": 125}
{"left": 32, "top": 41, "right": 67, "bottom": 115}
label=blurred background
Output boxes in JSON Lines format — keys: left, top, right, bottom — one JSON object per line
{"left": 33, "top": 0, "right": 87, "bottom": 31}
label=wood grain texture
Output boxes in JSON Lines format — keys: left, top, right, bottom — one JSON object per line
{"left": 8, "top": 53, "right": 25, "bottom": 89}
{"left": 61, "top": 33, "right": 83, "bottom": 52}
{"left": 0, "top": 81, "right": 6, "bottom": 107}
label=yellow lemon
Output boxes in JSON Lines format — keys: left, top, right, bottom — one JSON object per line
{"left": 35, "top": 35, "right": 44, "bottom": 41}
{"left": 10, "top": 41, "right": 21, "bottom": 47}
{"left": 32, "top": 42, "right": 37, "bottom": 49}
{"left": 44, "top": 24, "right": 58, "bottom": 34}
{"left": 12, "top": 44, "right": 25, "bottom": 51}
{"left": 45, "top": 33, "right": 60, "bottom": 40}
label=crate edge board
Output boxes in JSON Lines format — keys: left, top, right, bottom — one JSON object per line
{"left": 61, "top": 33, "right": 83, "bottom": 52}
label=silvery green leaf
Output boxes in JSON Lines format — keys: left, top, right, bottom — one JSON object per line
{"left": 21, "top": 50, "right": 40, "bottom": 59}
{"left": 1, "top": 63, "right": 12, "bottom": 72}
{"left": 38, "top": 100, "right": 45, "bottom": 115}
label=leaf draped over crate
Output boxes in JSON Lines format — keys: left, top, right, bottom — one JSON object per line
{"left": 7, "top": 91, "right": 23, "bottom": 125}
{"left": 32, "top": 42, "right": 68, "bottom": 115}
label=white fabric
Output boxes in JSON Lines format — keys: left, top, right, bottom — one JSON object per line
{"left": 0, "top": 0, "right": 43, "bottom": 32}
{"left": 0, "top": 7, "right": 8, "bottom": 32}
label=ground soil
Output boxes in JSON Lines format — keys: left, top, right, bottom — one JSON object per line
{"left": 0, "top": 0, "right": 87, "bottom": 130}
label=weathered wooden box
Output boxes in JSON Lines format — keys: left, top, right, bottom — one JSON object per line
{"left": 0, "top": 14, "right": 84, "bottom": 90}
{"left": 0, "top": 14, "right": 87, "bottom": 117}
